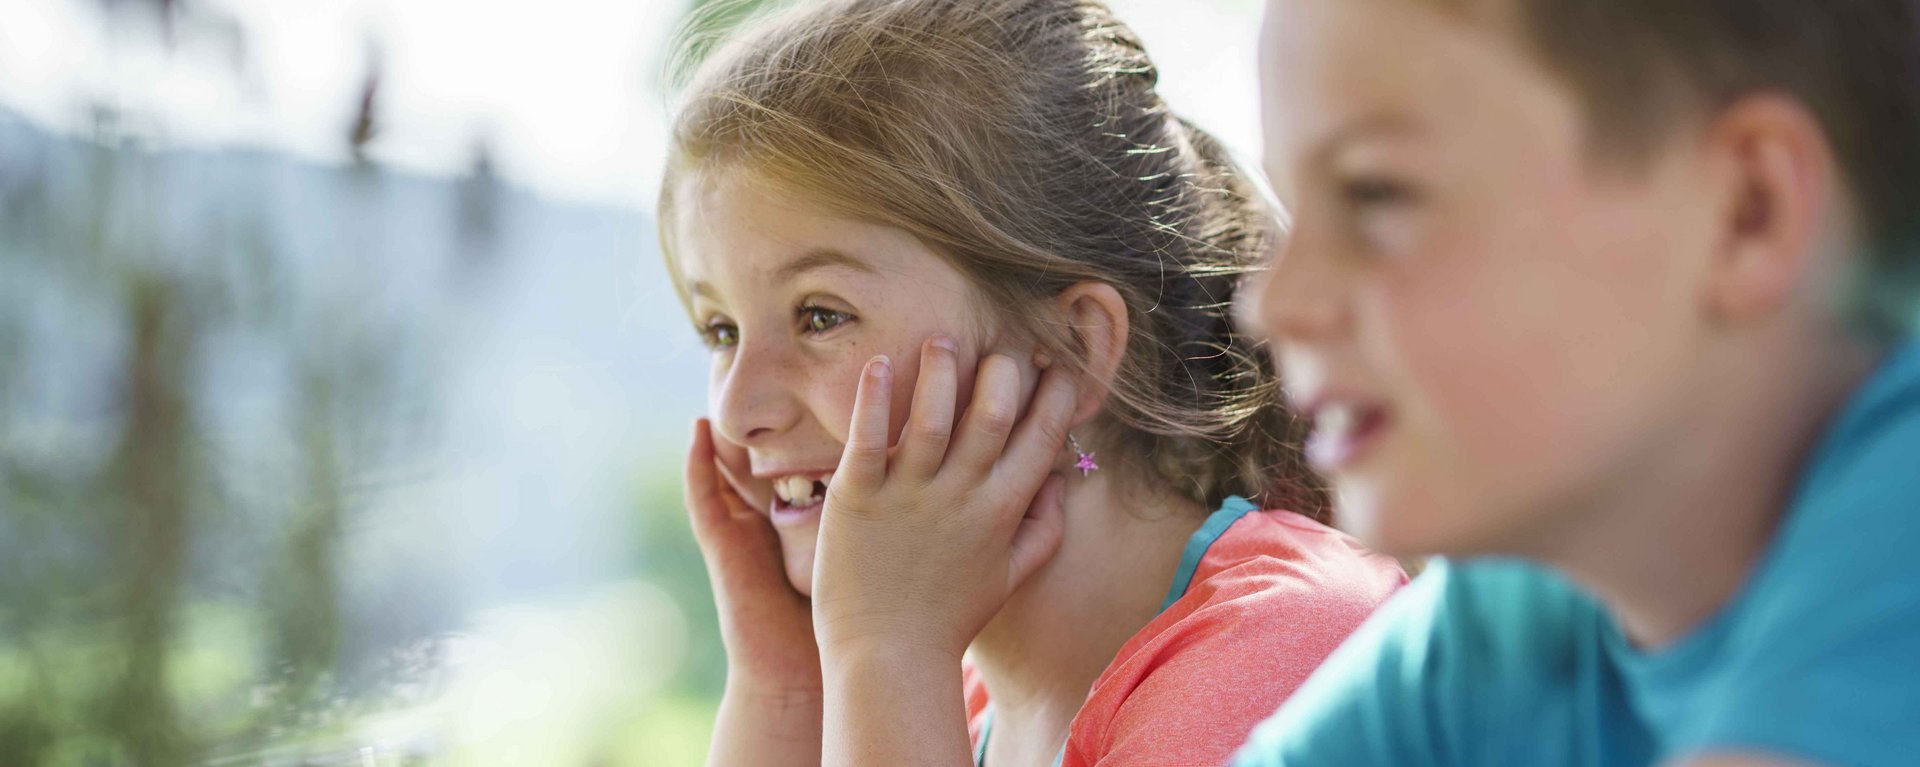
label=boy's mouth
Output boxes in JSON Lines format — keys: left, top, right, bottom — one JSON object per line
{"left": 770, "top": 472, "right": 832, "bottom": 524}
{"left": 1304, "top": 401, "right": 1390, "bottom": 473}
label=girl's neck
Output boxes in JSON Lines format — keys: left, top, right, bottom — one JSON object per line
{"left": 967, "top": 470, "right": 1206, "bottom": 750}
{"left": 1539, "top": 331, "right": 1878, "bottom": 649}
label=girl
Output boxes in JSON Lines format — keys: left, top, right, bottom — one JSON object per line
{"left": 664, "top": 1, "right": 1405, "bottom": 764}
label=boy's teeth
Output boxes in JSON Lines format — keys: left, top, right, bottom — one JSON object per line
{"left": 1318, "top": 405, "right": 1355, "bottom": 439}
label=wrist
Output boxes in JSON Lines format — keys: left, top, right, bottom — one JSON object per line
{"left": 820, "top": 639, "right": 961, "bottom": 690}
{"left": 726, "top": 676, "right": 825, "bottom": 707}
{"left": 816, "top": 616, "right": 962, "bottom": 668}
{"left": 720, "top": 679, "right": 823, "bottom": 742}
{"left": 819, "top": 643, "right": 971, "bottom": 766}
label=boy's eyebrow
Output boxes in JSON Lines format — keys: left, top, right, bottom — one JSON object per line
{"left": 1305, "top": 113, "right": 1423, "bottom": 170}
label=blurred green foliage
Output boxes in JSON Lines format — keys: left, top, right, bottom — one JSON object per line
{"left": 0, "top": 0, "right": 802, "bottom": 764}
{"left": 666, "top": 0, "right": 786, "bottom": 87}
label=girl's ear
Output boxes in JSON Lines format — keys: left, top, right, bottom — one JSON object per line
{"left": 1051, "top": 281, "right": 1129, "bottom": 425}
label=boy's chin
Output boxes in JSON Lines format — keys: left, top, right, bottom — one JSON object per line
{"left": 1335, "top": 481, "right": 1459, "bottom": 559}
{"left": 1347, "top": 491, "right": 1524, "bottom": 561}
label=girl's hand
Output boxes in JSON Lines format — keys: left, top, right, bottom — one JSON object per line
{"left": 811, "top": 336, "right": 1077, "bottom": 662}
{"left": 683, "top": 418, "right": 821, "bottom": 694}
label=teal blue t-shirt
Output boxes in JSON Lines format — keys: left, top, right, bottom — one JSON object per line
{"left": 1234, "top": 343, "right": 1920, "bottom": 767}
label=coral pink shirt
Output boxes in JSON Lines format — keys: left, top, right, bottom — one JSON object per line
{"left": 963, "top": 497, "right": 1406, "bottom": 767}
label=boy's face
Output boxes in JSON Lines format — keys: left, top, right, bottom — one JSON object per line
{"left": 1253, "top": 0, "right": 1725, "bottom": 557}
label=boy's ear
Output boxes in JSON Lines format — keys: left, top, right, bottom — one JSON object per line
{"left": 1052, "top": 281, "right": 1130, "bottom": 425}
{"left": 1701, "top": 94, "right": 1839, "bottom": 325}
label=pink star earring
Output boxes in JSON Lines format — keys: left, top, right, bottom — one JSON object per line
{"left": 1069, "top": 432, "right": 1099, "bottom": 477}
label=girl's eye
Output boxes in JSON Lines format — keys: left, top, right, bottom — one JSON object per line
{"left": 699, "top": 320, "right": 739, "bottom": 349}
{"left": 799, "top": 305, "right": 852, "bottom": 336}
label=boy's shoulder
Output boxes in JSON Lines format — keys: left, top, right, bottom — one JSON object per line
{"left": 1787, "top": 342, "right": 1920, "bottom": 513}
{"left": 1749, "top": 342, "right": 1920, "bottom": 615}
{"left": 1627, "top": 342, "right": 1920, "bottom": 765}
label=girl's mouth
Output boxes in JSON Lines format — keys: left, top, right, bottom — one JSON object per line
{"left": 769, "top": 473, "right": 831, "bottom": 526}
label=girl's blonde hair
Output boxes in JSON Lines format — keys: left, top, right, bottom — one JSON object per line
{"left": 661, "top": 0, "right": 1325, "bottom": 517}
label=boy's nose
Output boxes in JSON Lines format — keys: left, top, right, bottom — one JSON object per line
{"left": 1260, "top": 231, "right": 1351, "bottom": 342}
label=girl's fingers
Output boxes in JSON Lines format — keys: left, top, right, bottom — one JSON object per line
{"left": 709, "top": 424, "right": 770, "bottom": 518}
{"left": 686, "top": 419, "right": 798, "bottom": 595}
{"left": 687, "top": 419, "right": 757, "bottom": 524}
{"left": 945, "top": 354, "right": 1023, "bottom": 474}
{"left": 686, "top": 418, "right": 727, "bottom": 531}
{"left": 994, "top": 367, "right": 1078, "bottom": 486}
{"left": 837, "top": 355, "right": 894, "bottom": 491}
{"left": 897, "top": 336, "right": 959, "bottom": 479}
{"left": 1006, "top": 473, "right": 1067, "bottom": 593}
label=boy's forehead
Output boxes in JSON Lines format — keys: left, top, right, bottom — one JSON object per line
{"left": 1257, "top": 0, "right": 1567, "bottom": 165}
{"left": 1257, "top": 0, "right": 1449, "bottom": 159}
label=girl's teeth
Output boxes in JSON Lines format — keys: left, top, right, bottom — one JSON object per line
{"left": 775, "top": 475, "right": 823, "bottom": 506}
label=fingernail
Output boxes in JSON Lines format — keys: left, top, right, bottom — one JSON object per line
{"left": 930, "top": 335, "right": 957, "bottom": 353}
{"left": 870, "top": 355, "right": 892, "bottom": 378}
{"left": 1034, "top": 350, "right": 1053, "bottom": 370}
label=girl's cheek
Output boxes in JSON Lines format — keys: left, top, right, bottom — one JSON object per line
{"left": 801, "top": 356, "right": 876, "bottom": 445}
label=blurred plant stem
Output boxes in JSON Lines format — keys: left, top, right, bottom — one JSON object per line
{"left": 106, "top": 277, "right": 197, "bottom": 765}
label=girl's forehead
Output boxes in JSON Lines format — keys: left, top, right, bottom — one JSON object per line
{"left": 671, "top": 171, "right": 980, "bottom": 305}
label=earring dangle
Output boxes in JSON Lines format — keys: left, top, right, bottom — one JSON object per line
{"left": 1069, "top": 432, "right": 1099, "bottom": 477}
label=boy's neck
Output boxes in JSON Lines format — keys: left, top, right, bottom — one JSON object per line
{"left": 1543, "top": 329, "right": 1880, "bottom": 649}
{"left": 966, "top": 471, "right": 1205, "bottom": 748}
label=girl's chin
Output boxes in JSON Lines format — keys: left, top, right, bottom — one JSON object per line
{"left": 783, "top": 548, "right": 816, "bottom": 597}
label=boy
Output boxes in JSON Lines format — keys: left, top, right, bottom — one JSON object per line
{"left": 1237, "top": 1, "right": 1920, "bottom": 765}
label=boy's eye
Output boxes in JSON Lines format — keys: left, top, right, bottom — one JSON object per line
{"left": 1339, "top": 177, "right": 1423, "bottom": 256}
{"left": 799, "top": 305, "right": 852, "bottom": 336}
{"left": 700, "top": 320, "right": 740, "bottom": 349}
{"left": 1341, "top": 177, "right": 1416, "bottom": 208}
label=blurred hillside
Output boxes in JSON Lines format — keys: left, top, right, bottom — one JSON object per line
{"left": 0, "top": 106, "right": 720, "bottom": 765}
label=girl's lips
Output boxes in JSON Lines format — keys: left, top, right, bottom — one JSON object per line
{"left": 769, "top": 496, "right": 823, "bottom": 528}
{"left": 1304, "top": 405, "right": 1390, "bottom": 473}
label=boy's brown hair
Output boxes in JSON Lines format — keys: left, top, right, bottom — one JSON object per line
{"left": 1431, "top": 0, "right": 1920, "bottom": 338}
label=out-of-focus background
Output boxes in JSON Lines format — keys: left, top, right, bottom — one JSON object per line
{"left": 0, "top": 0, "right": 1264, "bottom": 763}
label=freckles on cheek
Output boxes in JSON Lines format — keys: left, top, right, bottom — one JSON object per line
{"left": 808, "top": 353, "right": 890, "bottom": 444}
{"left": 884, "top": 347, "right": 924, "bottom": 445}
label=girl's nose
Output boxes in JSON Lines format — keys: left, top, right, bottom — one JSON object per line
{"left": 710, "top": 337, "right": 802, "bottom": 447}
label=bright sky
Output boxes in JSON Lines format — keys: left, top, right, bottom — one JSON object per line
{"left": 0, "top": 0, "right": 1265, "bottom": 211}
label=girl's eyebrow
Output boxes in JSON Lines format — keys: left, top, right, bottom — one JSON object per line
{"left": 684, "top": 247, "right": 876, "bottom": 305}
{"left": 688, "top": 280, "right": 722, "bottom": 304}
{"left": 770, "top": 248, "right": 876, "bottom": 282}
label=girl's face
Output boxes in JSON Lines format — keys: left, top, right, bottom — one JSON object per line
{"left": 1252, "top": 0, "right": 1722, "bottom": 557}
{"left": 671, "top": 171, "right": 998, "bottom": 595}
